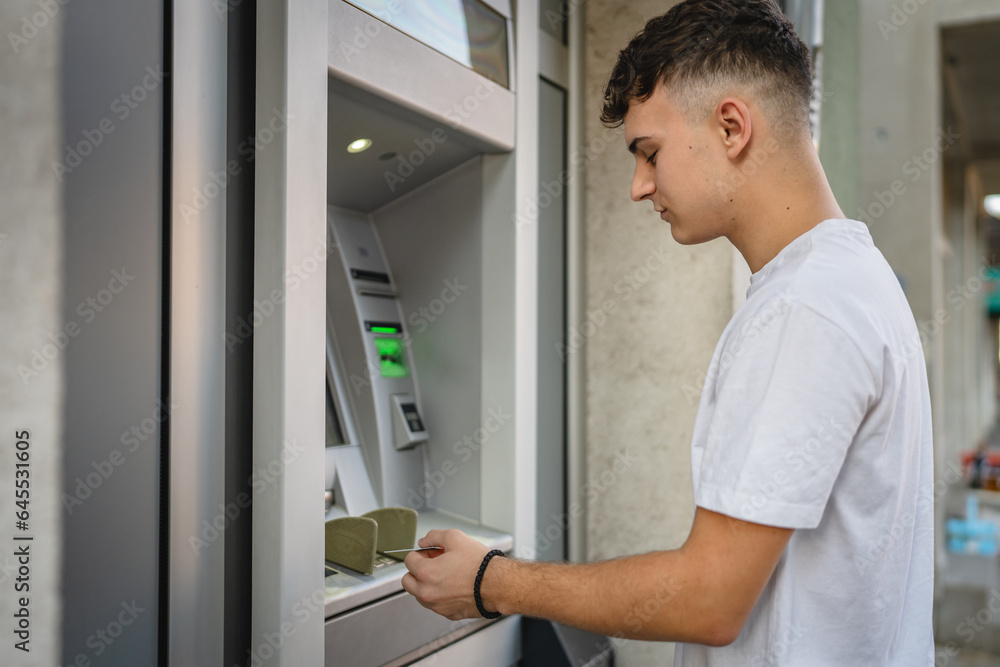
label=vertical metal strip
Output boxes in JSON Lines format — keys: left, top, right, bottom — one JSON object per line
{"left": 158, "top": 0, "right": 173, "bottom": 662}
{"left": 253, "top": 0, "right": 327, "bottom": 664}
{"left": 224, "top": 1, "right": 256, "bottom": 664}
{"left": 566, "top": 0, "right": 587, "bottom": 563}
{"left": 513, "top": 0, "right": 541, "bottom": 560}
{"left": 168, "top": 0, "right": 228, "bottom": 664}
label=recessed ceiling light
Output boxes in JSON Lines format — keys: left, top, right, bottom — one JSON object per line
{"left": 985, "top": 195, "right": 1000, "bottom": 218}
{"left": 347, "top": 138, "right": 372, "bottom": 154}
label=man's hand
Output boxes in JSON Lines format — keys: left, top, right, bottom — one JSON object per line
{"left": 401, "top": 529, "right": 492, "bottom": 621}
{"left": 399, "top": 509, "right": 792, "bottom": 645}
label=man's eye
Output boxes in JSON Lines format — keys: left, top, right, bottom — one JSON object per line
{"left": 646, "top": 151, "right": 657, "bottom": 165}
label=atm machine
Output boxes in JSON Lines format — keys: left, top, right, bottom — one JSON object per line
{"left": 57, "top": 0, "right": 598, "bottom": 662}
{"left": 321, "top": 2, "right": 523, "bottom": 664}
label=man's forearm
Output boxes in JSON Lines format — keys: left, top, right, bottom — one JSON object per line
{"left": 479, "top": 549, "right": 737, "bottom": 645}
{"left": 403, "top": 509, "right": 790, "bottom": 643}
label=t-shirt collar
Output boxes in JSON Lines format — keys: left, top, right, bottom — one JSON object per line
{"left": 747, "top": 219, "right": 867, "bottom": 297}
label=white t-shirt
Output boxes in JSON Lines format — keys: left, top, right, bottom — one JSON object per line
{"left": 675, "top": 219, "right": 935, "bottom": 666}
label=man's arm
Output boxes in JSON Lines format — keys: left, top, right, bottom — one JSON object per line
{"left": 401, "top": 507, "right": 792, "bottom": 646}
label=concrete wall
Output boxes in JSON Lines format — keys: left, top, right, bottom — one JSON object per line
{"left": 582, "top": 2, "right": 735, "bottom": 664}
{"left": 858, "top": 0, "right": 941, "bottom": 325}
{"left": 819, "top": 0, "right": 860, "bottom": 217}
{"left": 0, "top": 2, "right": 63, "bottom": 665}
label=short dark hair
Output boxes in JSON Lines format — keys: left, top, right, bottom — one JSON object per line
{"left": 601, "top": 0, "right": 813, "bottom": 134}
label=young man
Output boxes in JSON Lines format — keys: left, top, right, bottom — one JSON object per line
{"left": 402, "top": 1, "right": 935, "bottom": 663}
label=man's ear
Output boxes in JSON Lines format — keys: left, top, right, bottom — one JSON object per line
{"left": 715, "top": 98, "right": 752, "bottom": 160}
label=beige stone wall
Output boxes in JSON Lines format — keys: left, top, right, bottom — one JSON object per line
{"left": 0, "top": 2, "right": 63, "bottom": 665}
{"left": 582, "top": 2, "right": 735, "bottom": 664}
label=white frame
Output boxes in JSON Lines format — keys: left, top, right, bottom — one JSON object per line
{"left": 252, "top": 1, "right": 329, "bottom": 665}
{"left": 168, "top": 1, "right": 228, "bottom": 662}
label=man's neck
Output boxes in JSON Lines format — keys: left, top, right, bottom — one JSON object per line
{"left": 726, "top": 150, "right": 845, "bottom": 273}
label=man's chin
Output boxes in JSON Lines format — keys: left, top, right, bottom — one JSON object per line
{"left": 666, "top": 222, "right": 695, "bottom": 245}
{"left": 668, "top": 222, "right": 714, "bottom": 246}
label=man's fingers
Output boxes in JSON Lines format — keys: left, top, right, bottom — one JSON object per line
{"left": 418, "top": 529, "right": 449, "bottom": 548}
{"left": 410, "top": 549, "right": 438, "bottom": 559}
{"left": 400, "top": 571, "right": 417, "bottom": 596}
{"left": 404, "top": 550, "right": 430, "bottom": 575}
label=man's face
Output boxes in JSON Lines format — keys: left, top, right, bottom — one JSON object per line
{"left": 623, "top": 85, "right": 729, "bottom": 245}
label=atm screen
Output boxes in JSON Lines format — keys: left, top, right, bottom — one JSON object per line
{"left": 374, "top": 337, "right": 409, "bottom": 378}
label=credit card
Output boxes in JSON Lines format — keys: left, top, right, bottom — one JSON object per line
{"left": 381, "top": 546, "right": 444, "bottom": 554}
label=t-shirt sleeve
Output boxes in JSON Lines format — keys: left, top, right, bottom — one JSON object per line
{"left": 694, "top": 301, "right": 878, "bottom": 529}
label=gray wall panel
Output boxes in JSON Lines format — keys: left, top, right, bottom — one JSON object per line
{"left": 536, "top": 78, "right": 567, "bottom": 562}
{"left": 373, "top": 159, "right": 485, "bottom": 522}
{"left": 61, "top": 1, "right": 163, "bottom": 664}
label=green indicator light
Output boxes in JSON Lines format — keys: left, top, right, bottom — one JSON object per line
{"left": 374, "top": 337, "right": 409, "bottom": 378}
{"left": 371, "top": 326, "right": 399, "bottom": 334}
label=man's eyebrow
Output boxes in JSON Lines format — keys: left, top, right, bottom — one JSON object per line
{"left": 628, "top": 136, "right": 652, "bottom": 154}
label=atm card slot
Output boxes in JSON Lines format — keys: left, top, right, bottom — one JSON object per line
{"left": 350, "top": 268, "right": 390, "bottom": 283}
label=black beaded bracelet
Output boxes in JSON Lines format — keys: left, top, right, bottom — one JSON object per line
{"left": 474, "top": 549, "right": 505, "bottom": 619}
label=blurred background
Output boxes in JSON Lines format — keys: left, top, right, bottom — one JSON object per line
{"left": 2, "top": 0, "right": 1000, "bottom": 665}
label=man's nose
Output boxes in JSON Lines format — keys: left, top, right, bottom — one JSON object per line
{"left": 630, "top": 163, "right": 655, "bottom": 202}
